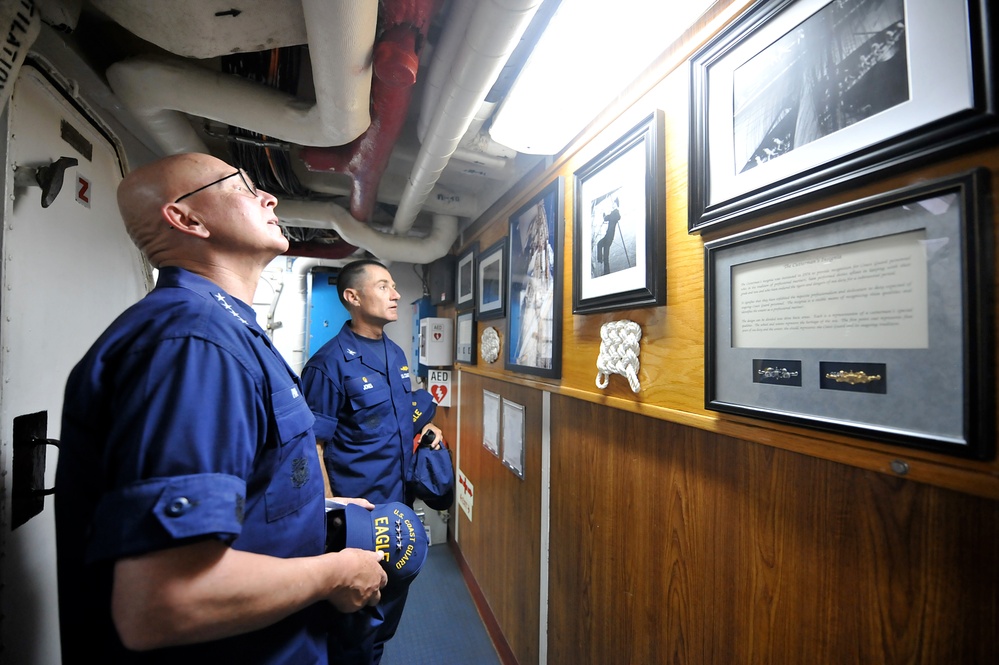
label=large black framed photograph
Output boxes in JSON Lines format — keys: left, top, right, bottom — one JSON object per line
{"left": 455, "top": 242, "right": 477, "bottom": 311}
{"left": 573, "top": 110, "right": 667, "bottom": 313}
{"left": 689, "top": 0, "right": 997, "bottom": 233}
{"left": 505, "top": 177, "right": 564, "bottom": 379}
{"left": 476, "top": 239, "right": 506, "bottom": 320}
{"left": 705, "top": 170, "right": 993, "bottom": 459}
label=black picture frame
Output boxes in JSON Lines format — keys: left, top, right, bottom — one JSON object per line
{"left": 455, "top": 310, "right": 476, "bottom": 365}
{"left": 455, "top": 242, "right": 477, "bottom": 311}
{"left": 505, "top": 177, "right": 564, "bottom": 379}
{"left": 573, "top": 110, "right": 667, "bottom": 313}
{"left": 704, "top": 169, "right": 994, "bottom": 459}
{"left": 689, "top": 0, "right": 998, "bottom": 233}
{"left": 475, "top": 239, "right": 506, "bottom": 320}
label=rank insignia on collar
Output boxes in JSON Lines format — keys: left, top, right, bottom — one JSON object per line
{"left": 346, "top": 347, "right": 357, "bottom": 356}
{"left": 213, "top": 293, "right": 249, "bottom": 325}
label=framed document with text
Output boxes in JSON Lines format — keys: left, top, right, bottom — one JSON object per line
{"left": 705, "top": 170, "right": 993, "bottom": 459}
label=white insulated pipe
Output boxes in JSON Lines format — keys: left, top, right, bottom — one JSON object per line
{"left": 416, "top": 0, "right": 475, "bottom": 142}
{"left": 105, "top": 0, "right": 378, "bottom": 155}
{"left": 278, "top": 199, "right": 458, "bottom": 265}
{"left": 392, "top": 0, "right": 543, "bottom": 234}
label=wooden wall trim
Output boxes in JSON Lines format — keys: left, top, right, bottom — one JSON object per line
{"left": 458, "top": 366, "right": 999, "bottom": 501}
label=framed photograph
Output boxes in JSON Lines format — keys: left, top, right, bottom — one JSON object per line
{"left": 455, "top": 310, "right": 476, "bottom": 364}
{"left": 573, "top": 110, "right": 666, "bottom": 313}
{"left": 476, "top": 239, "right": 506, "bottom": 320}
{"left": 505, "top": 178, "right": 564, "bottom": 379}
{"left": 455, "top": 242, "right": 477, "bottom": 311}
{"left": 689, "top": 0, "right": 998, "bottom": 233}
{"left": 705, "top": 170, "right": 993, "bottom": 459}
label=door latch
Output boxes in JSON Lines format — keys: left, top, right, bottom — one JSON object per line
{"left": 13, "top": 411, "right": 59, "bottom": 529}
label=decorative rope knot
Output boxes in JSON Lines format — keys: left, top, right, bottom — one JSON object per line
{"left": 595, "top": 320, "right": 642, "bottom": 393}
{"left": 480, "top": 326, "right": 500, "bottom": 363}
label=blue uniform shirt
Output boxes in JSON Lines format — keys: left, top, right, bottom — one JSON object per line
{"left": 301, "top": 321, "right": 415, "bottom": 505}
{"left": 55, "top": 267, "right": 327, "bottom": 664}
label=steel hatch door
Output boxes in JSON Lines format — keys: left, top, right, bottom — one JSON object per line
{"left": 0, "top": 64, "right": 149, "bottom": 664}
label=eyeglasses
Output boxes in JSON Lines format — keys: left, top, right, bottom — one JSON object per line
{"left": 174, "top": 170, "right": 257, "bottom": 203}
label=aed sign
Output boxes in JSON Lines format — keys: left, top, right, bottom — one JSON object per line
{"left": 427, "top": 369, "right": 451, "bottom": 407}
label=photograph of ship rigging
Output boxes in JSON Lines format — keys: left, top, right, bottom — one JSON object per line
{"left": 733, "top": 0, "right": 908, "bottom": 174}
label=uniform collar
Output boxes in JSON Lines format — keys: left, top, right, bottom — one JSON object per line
{"left": 335, "top": 321, "right": 387, "bottom": 369}
{"left": 156, "top": 267, "right": 265, "bottom": 338}
{"left": 335, "top": 321, "right": 411, "bottom": 381}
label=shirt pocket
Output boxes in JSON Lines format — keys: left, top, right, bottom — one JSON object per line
{"left": 271, "top": 386, "right": 316, "bottom": 445}
{"left": 344, "top": 374, "right": 391, "bottom": 411}
{"left": 265, "top": 387, "right": 319, "bottom": 523}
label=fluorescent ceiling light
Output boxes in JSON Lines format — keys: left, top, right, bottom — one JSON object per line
{"left": 490, "top": 0, "right": 712, "bottom": 155}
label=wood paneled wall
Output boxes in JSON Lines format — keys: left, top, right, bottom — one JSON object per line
{"left": 439, "top": 0, "right": 999, "bottom": 662}
{"left": 454, "top": 374, "right": 542, "bottom": 665}
{"left": 546, "top": 396, "right": 999, "bottom": 664}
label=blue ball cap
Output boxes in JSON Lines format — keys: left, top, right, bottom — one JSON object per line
{"left": 342, "top": 502, "right": 428, "bottom": 594}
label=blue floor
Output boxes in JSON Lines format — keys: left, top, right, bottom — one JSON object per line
{"left": 381, "top": 544, "right": 502, "bottom": 665}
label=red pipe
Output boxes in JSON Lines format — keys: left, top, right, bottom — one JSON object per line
{"left": 299, "top": 0, "right": 442, "bottom": 223}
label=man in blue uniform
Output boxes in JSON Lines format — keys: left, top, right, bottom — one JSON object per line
{"left": 55, "top": 153, "right": 387, "bottom": 665}
{"left": 302, "top": 259, "right": 442, "bottom": 665}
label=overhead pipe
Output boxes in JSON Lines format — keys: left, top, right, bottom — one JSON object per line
{"left": 278, "top": 199, "right": 457, "bottom": 265}
{"left": 421, "top": 10, "right": 519, "bottom": 167}
{"left": 283, "top": 257, "right": 344, "bottom": 372}
{"left": 416, "top": 0, "right": 475, "bottom": 141}
{"left": 105, "top": 0, "right": 378, "bottom": 155}
{"left": 0, "top": 0, "right": 42, "bottom": 116}
{"left": 391, "top": 0, "right": 544, "bottom": 234}
{"left": 299, "top": 0, "right": 442, "bottom": 223}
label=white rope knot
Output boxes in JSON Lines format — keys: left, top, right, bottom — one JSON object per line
{"left": 480, "top": 326, "right": 500, "bottom": 363}
{"left": 595, "top": 320, "right": 642, "bottom": 393}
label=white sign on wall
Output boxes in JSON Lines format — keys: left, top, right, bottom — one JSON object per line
{"left": 457, "top": 468, "right": 473, "bottom": 521}
{"left": 427, "top": 368, "right": 451, "bottom": 407}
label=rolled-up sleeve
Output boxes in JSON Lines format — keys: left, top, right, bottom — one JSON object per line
{"left": 87, "top": 336, "right": 264, "bottom": 561}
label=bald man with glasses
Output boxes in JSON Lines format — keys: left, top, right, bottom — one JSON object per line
{"left": 55, "top": 153, "right": 386, "bottom": 664}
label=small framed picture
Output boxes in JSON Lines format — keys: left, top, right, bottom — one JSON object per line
{"left": 476, "top": 239, "right": 507, "bottom": 320}
{"left": 455, "top": 242, "right": 477, "bottom": 311}
{"left": 455, "top": 310, "right": 476, "bottom": 364}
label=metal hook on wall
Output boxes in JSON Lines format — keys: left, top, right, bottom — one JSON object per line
{"left": 13, "top": 156, "right": 79, "bottom": 208}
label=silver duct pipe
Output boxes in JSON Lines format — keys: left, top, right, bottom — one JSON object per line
{"left": 391, "top": 0, "right": 544, "bottom": 233}
{"left": 278, "top": 199, "right": 458, "bottom": 265}
{"left": 105, "top": 0, "right": 378, "bottom": 155}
